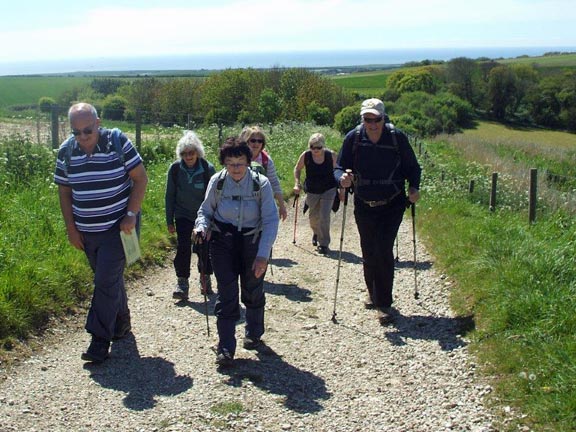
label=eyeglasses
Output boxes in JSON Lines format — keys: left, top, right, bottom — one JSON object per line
{"left": 181, "top": 151, "right": 196, "bottom": 157}
{"left": 225, "top": 163, "right": 248, "bottom": 169}
{"left": 310, "top": 146, "right": 323, "bottom": 150}
{"left": 249, "top": 138, "right": 264, "bottom": 144}
{"left": 72, "top": 126, "right": 95, "bottom": 136}
{"left": 363, "top": 116, "right": 383, "bottom": 124}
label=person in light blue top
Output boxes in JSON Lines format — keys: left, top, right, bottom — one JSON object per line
{"left": 194, "top": 137, "right": 279, "bottom": 367}
{"left": 165, "top": 130, "right": 216, "bottom": 300}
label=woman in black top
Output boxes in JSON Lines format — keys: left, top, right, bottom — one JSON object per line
{"left": 293, "top": 133, "right": 338, "bottom": 254}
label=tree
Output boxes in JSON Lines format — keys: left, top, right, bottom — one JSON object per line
{"left": 102, "top": 95, "right": 128, "bottom": 121}
{"left": 386, "top": 67, "right": 442, "bottom": 96}
{"left": 258, "top": 89, "right": 282, "bottom": 124}
{"left": 333, "top": 103, "right": 362, "bottom": 135}
{"left": 38, "top": 97, "right": 56, "bottom": 113}
{"left": 91, "top": 78, "right": 124, "bottom": 96}
{"left": 446, "top": 57, "right": 481, "bottom": 105}
{"left": 487, "top": 66, "right": 518, "bottom": 120}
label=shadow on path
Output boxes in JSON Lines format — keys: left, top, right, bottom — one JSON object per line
{"left": 218, "top": 344, "right": 330, "bottom": 414}
{"left": 335, "top": 313, "right": 475, "bottom": 352}
{"left": 84, "top": 334, "right": 193, "bottom": 411}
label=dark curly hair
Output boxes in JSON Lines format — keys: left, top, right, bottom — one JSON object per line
{"left": 218, "top": 136, "right": 252, "bottom": 165}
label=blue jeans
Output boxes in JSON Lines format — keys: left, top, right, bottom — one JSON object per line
{"left": 83, "top": 226, "right": 128, "bottom": 341}
{"left": 210, "top": 226, "right": 266, "bottom": 357}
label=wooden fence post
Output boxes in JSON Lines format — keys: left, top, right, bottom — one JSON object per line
{"left": 51, "top": 105, "right": 60, "bottom": 149}
{"left": 529, "top": 168, "right": 538, "bottom": 223}
{"left": 489, "top": 172, "right": 498, "bottom": 211}
{"left": 469, "top": 180, "right": 475, "bottom": 194}
{"left": 135, "top": 109, "right": 142, "bottom": 150}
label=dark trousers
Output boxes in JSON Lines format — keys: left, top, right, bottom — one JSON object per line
{"left": 354, "top": 200, "right": 405, "bottom": 309}
{"left": 83, "top": 227, "right": 128, "bottom": 341}
{"left": 210, "top": 228, "right": 266, "bottom": 356}
{"left": 174, "top": 217, "right": 213, "bottom": 279}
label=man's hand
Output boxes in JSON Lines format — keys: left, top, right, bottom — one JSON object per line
{"left": 120, "top": 213, "right": 136, "bottom": 234}
{"left": 408, "top": 187, "right": 420, "bottom": 204}
{"left": 66, "top": 226, "right": 84, "bottom": 250}
{"left": 339, "top": 169, "right": 354, "bottom": 188}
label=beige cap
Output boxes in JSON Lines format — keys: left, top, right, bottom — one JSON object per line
{"left": 360, "top": 98, "right": 385, "bottom": 116}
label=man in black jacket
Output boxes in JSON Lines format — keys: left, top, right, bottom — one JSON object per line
{"left": 335, "top": 98, "right": 421, "bottom": 325}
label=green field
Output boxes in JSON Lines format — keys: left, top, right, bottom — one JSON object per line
{"left": 0, "top": 76, "right": 92, "bottom": 109}
{"left": 498, "top": 53, "right": 576, "bottom": 68}
{"left": 330, "top": 70, "right": 393, "bottom": 94}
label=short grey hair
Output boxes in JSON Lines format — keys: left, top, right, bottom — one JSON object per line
{"left": 68, "top": 102, "right": 98, "bottom": 121}
{"left": 176, "top": 130, "right": 205, "bottom": 160}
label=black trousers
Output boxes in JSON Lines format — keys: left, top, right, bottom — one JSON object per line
{"left": 354, "top": 199, "right": 405, "bottom": 309}
{"left": 174, "top": 217, "right": 213, "bottom": 279}
{"left": 210, "top": 227, "right": 266, "bottom": 356}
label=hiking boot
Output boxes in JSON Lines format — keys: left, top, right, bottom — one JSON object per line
{"left": 81, "top": 336, "right": 110, "bottom": 364}
{"left": 215, "top": 348, "right": 234, "bottom": 367}
{"left": 317, "top": 246, "right": 328, "bottom": 255}
{"left": 312, "top": 234, "right": 318, "bottom": 246}
{"left": 113, "top": 313, "right": 132, "bottom": 340}
{"left": 173, "top": 277, "right": 189, "bottom": 300}
{"left": 199, "top": 274, "right": 214, "bottom": 295}
{"left": 243, "top": 336, "right": 262, "bottom": 350}
{"left": 377, "top": 307, "right": 395, "bottom": 325}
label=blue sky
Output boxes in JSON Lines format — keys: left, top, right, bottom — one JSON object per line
{"left": 1, "top": 0, "right": 575, "bottom": 63}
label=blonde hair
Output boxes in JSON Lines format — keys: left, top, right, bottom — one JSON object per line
{"left": 240, "top": 125, "right": 267, "bottom": 149}
{"left": 308, "top": 133, "right": 325, "bottom": 148}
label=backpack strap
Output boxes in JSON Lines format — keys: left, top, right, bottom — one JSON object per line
{"left": 62, "top": 135, "right": 76, "bottom": 176}
{"left": 200, "top": 158, "right": 211, "bottom": 190}
{"left": 109, "top": 128, "right": 125, "bottom": 166}
{"left": 169, "top": 161, "right": 180, "bottom": 186}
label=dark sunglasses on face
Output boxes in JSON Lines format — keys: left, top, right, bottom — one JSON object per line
{"left": 249, "top": 138, "right": 264, "bottom": 144}
{"left": 310, "top": 146, "right": 323, "bottom": 150}
{"left": 72, "top": 126, "right": 95, "bottom": 136}
{"left": 363, "top": 116, "right": 383, "bottom": 124}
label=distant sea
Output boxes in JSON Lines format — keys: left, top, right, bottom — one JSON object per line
{"left": 1, "top": 47, "right": 575, "bottom": 76}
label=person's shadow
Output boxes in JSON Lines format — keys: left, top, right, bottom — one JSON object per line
{"left": 383, "top": 312, "right": 475, "bottom": 351}
{"left": 217, "top": 344, "right": 330, "bottom": 413}
{"left": 84, "top": 334, "right": 193, "bottom": 411}
{"left": 264, "top": 280, "right": 313, "bottom": 302}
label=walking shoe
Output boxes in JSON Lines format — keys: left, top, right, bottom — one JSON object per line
{"left": 364, "top": 297, "right": 376, "bottom": 310}
{"left": 199, "top": 274, "right": 214, "bottom": 295}
{"left": 81, "top": 336, "right": 110, "bottom": 364}
{"left": 377, "top": 307, "right": 395, "bottom": 325}
{"left": 317, "top": 246, "right": 328, "bottom": 255}
{"left": 173, "top": 277, "right": 189, "bottom": 300}
{"left": 243, "top": 336, "right": 262, "bottom": 350}
{"left": 113, "top": 313, "right": 132, "bottom": 340}
{"left": 312, "top": 234, "right": 318, "bottom": 246}
{"left": 215, "top": 348, "right": 234, "bottom": 367}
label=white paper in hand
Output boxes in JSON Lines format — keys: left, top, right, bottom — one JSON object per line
{"left": 120, "top": 230, "right": 141, "bottom": 266}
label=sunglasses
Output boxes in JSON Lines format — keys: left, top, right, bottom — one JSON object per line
{"left": 310, "top": 146, "right": 323, "bottom": 150}
{"left": 363, "top": 116, "right": 383, "bottom": 124}
{"left": 249, "top": 138, "right": 264, "bottom": 144}
{"left": 225, "top": 163, "right": 248, "bottom": 169}
{"left": 72, "top": 126, "right": 95, "bottom": 136}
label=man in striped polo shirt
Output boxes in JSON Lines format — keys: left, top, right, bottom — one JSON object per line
{"left": 54, "top": 102, "right": 148, "bottom": 363}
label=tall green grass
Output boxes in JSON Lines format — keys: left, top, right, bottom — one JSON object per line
{"left": 419, "top": 132, "right": 576, "bottom": 431}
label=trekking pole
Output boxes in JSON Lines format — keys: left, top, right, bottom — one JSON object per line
{"left": 395, "top": 235, "right": 399, "bottom": 262}
{"left": 331, "top": 185, "right": 349, "bottom": 324}
{"left": 411, "top": 203, "right": 419, "bottom": 300}
{"left": 269, "top": 248, "right": 274, "bottom": 276}
{"left": 197, "top": 239, "right": 211, "bottom": 336}
{"left": 292, "top": 195, "right": 299, "bottom": 244}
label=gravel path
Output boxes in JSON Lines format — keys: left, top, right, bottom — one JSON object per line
{"left": 0, "top": 200, "right": 498, "bottom": 432}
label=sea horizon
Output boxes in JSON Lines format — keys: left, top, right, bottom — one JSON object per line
{"left": 1, "top": 46, "right": 575, "bottom": 76}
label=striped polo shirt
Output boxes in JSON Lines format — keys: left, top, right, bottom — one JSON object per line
{"left": 54, "top": 128, "right": 143, "bottom": 232}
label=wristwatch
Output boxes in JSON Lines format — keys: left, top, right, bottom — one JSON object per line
{"left": 126, "top": 210, "right": 137, "bottom": 217}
